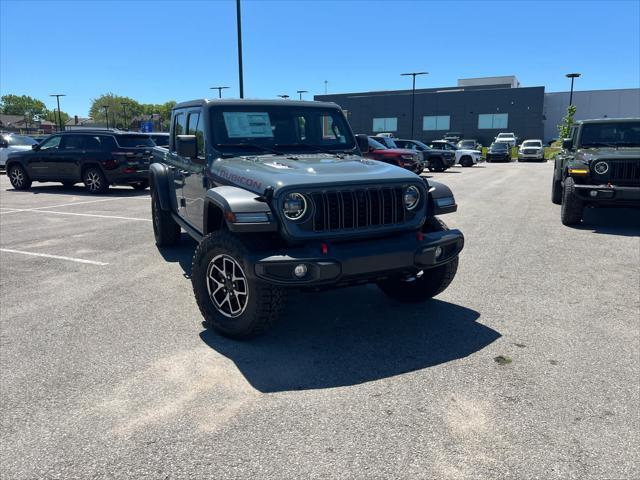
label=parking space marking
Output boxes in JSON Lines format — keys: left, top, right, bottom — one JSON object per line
{"left": 0, "top": 197, "right": 142, "bottom": 214}
{"left": 0, "top": 248, "right": 109, "bottom": 266}
{"left": 3, "top": 209, "right": 152, "bottom": 222}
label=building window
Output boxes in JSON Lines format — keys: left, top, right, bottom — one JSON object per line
{"left": 372, "top": 117, "right": 397, "bottom": 132}
{"left": 422, "top": 115, "right": 450, "bottom": 131}
{"left": 478, "top": 113, "right": 509, "bottom": 129}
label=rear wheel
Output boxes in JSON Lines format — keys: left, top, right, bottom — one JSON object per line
{"left": 192, "top": 231, "right": 286, "bottom": 339}
{"left": 429, "top": 158, "right": 444, "bottom": 172}
{"left": 131, "top": 180, "right": 149, "bottom": 191}
{"left": 151, "top": 187, "right": 180, "bottom": 247}
{"left": 551, "top": 174, "right": 562, "bottom": 205}
{"left": 460, "top": 156, "right": 473, "bottom": 167}
{"left": 83, "top": 167, "right": 108, "bottom": 194}
{"left": 8, "top": 164, "right": 31, "bottom": 190}
{"left": 560, "top": 177, "right": 584, "bottom": 225}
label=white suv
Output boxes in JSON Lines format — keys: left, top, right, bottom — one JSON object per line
{"left": 518, "top": 139, "right": 545, "bottom": 162}
{"left": 495, "top": 132, "right": 517, "bottom": 147}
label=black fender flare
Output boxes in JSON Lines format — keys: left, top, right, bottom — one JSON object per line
{"left": 149, "top": 163, "right": 172, "bottom": 211}
{"left": 205, "top": 186, "right": 278, "bottom": 233}
{"left": 424, "top": 179, "right": 457, "bottom": 215}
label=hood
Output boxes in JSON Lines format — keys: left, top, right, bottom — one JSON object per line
{"left": 576, "top": 147, "right": 640, "bottom": 162}
{"left": 456, "top": 148, "right": 480, "bottom": 154}
{"left": 375, "top": 148, "right": 418, "bottom": 156}
{"left": 7, "top": 145, "right": 32, "bottom": 152}
{"left": 209, "top": 153, "right": 421, "bottom": 195}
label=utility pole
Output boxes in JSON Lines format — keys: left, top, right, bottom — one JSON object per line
{"left": 49, "top": 94, "right": 66, "bottom": 132}
{"left": 236, "top": 0, "right": 244, "bottom": 98}
{"left": 103, "top": 105, "right": 110, "bottom": 129}
{"left": 400, "top": 72, "right": 428, "bottom": 139}
{"left": 210, "top": 86, "right": 230, "bottom": 98}
{"left": 566, "top": 73, "right": 581, "bottom": 106}
{"left": 324, "top": 80, "right": 328, "bottom": 94}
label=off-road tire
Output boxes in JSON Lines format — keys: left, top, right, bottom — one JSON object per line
{"left": 8, "top": 164, "right": 31, "bottom": 190}
{"left": 192, "top": 231, "right": 286, "bottom": 339}
{"left": 83, "top": 167, "right": 109, "bottom": 194}
{"left": 560, "top": 177, "right": 584, "bottom": 225}
{"left": 377, "top": 218, "right": 459, "bottom": 303}
{"left": 131, "top": 180, "right": 149, "bottom": 191}
{"left": 151, "top": 188, "right": 180, "bottom": 247}
{"left": 551, "top": 174, "right": 562, "bottom": 205}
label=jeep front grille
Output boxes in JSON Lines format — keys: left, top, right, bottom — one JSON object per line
{"left": 608, "top": 159, "right": 640, "bottom": 186}
{"left": 310, "top": 187, "right": 406, "bottom": 232}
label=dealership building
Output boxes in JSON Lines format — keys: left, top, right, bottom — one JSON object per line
{"left": 314, "top": 76, "right": 640, "bottom": 145}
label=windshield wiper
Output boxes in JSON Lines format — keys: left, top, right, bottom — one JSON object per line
{"left": 274, "top": 143, "right": 347, "bottom": 158}
{"left": 216, "top": 143, "right": 284, "bottom": 156}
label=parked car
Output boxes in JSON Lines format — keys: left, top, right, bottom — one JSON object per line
{"left": 394, "top": 139, "right": 456, "bottom": 172}
{"left": 0, "top": 133, "right": 39, "bottom": 168}
{"left": 150, "top": 99, "right": 464, "bottom": 339}
{"left": 362, "top": 136, "right": 422, "bottom": 173}
{"left": 551, "top": 118, "right": 640, "bottom": 225}
{"left": 457, "top": 139, "right": 482, "bottom": 151}
{"left": 428, "top": 140, "right": 483, "bottom": 167}
{"left": 375, "top": 132, "right": 395, "bottom": 138}
{"left": 518, "top": 139, "right": 545, "bottom": 162}
{"left": 486, "top": 142, "right": 512, "bottom": 162}
{"left": 495, "top": 132, "right": 517, "bottom": 147}
{"left": 5, "top": 129, "right": 155, "bottom": 193}
{"left": 443, "top": 132, "right": 462, "bottom": 143}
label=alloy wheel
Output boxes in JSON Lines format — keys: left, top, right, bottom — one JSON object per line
{"left": 9, "top": 167, "right": 24, "bottom": 188}
{"left": 85, "top": 171, "right": 102, "bottom": 192}
{"left": 206, "top": 254, "right": 249, "bottom": 318}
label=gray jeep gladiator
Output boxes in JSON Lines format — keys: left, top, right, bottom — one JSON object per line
{"left": 552, "top": 118, "right": 640, "bottom": 225}
{"left": 150, "top": 99, "right": 464, "bottom": 339}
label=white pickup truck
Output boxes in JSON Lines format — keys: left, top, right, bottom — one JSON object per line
{"left": 495, "top": 132, "right": 517, "bottom": 147}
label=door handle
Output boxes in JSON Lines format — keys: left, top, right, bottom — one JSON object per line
{"left": 179, "top": 170, "right": 191, "bottom": 176}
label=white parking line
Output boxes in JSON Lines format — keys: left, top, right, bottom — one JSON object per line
{"left": 7, "top": 209, "right": 152, "bottom": 222}
{"left": 0, "top": 248, "right": 109, "bottom": 266}
{"left": 0, "top": 197, "right": 136, "bottom": 214}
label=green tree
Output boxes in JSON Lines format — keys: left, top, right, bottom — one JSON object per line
{"left": 0, "top": 94, "right": 48, "bottom": 116}
{"left": 558, "top": 104, "right": 577, "bottom": 140}
{"left": 43, "top": 109, "right": 70, "bottom": 126}
{"left": 89, "top": 93, "right": 144, "bottom": 129}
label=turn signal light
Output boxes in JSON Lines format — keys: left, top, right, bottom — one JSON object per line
{"left": 568, "top": 168, "right": 588, "bottom": 175}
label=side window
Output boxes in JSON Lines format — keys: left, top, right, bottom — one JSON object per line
{"left": 40, "top": 136, "right": 61, "bottom": 151}
{"left": 98, "top": 136, "right": 117, "bottom": 151}
{"left": 187, "top": 111, "right": 205, "bottom": 161}
{"left": 171, "top": 111, "right": 186, "bottom": 151}
{"left": 61, "top": 135, "right": 85, "bottom": 150}
{"left": 82, "top": 136, "right": 103, "bottom": 150}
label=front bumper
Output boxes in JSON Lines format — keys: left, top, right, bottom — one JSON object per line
{"left": 250, "top": 228, "right": 464, "bottom": 286}
{"left": 518, "top": 153, "right": 544, "bottom": 160}
{"left": 573, "top": 183, "right": 640, "bottom": 206}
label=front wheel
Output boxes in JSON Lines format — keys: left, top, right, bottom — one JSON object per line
{"left": 192, "top": 231, "right": 286, "bottom": 339}
{"left": 131, "top": 180, "right": 149, "bottom": 190}
{"left": 151, "top": 188, "right": 180, "bottom": 247}
{"left": 551, "top": 175, "right": 562, "bottom": 205}
{"left": 83, "top": 167, "right": 108, "bottom": 194}
{"left": 561, "top": 177, "right": 584, "bottom": 225}
{"left": 460, "top": 156, "right": 473, "bottom": 167}
{"left": 8, "top": 164, "right": 31, "bottom": 190}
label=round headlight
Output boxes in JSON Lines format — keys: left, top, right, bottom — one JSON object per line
{"left": 594, "top": 161, "right": 609, "bottom": 174}
{"left": 283, "top": 193, "right": 307, "bottom": 220}
{"left": 403, "top": 185, "right": 420, "bottom": 210}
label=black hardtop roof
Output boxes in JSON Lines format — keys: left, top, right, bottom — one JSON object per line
{"left": 56, "top": 129, "right": 153, "bottom": 136}
{"left": 173, "top": 98, "right": 341, "bottom": 110}
{"left": 577, "top": 117, "right": 640, "bottom": 124}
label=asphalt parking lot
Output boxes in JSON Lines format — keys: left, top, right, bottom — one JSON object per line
{"left": 1, "top": 162, "right": 638, "bottom": 479}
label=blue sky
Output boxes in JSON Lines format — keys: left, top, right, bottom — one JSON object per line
{"left": 1, "top": 0, "right": 639, "bottom": 116}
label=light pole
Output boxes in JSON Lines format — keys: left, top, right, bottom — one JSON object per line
{"left": 566, "top": 73, "right": 581, "bottom": 106}
{"left": 324, "top": 80, "right": 328, "bottom": 94}
{"left": 277, "top": 94, "right": 290, "bottom": 99}
{"left": 297, "top": 90, "right": 308, "bottom": 100}
{"left": 400, "top": 72, "right": 428, "bottom": 139}
{"left": 210, "top": 86, "right": 230, "bottom": 98}
{"left": 102, "top": 105, "right": 110, "bottom": 129}
{"left": 236, "top": 0, "right": 244, "bottom": 98}
{"left": 121, "top": 102, "right": 128, "bottom": 130}
{"left": 49, "top": 94, "right": 66, "bottom": 132}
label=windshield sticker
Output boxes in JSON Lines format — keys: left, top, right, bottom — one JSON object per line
{"left": 223, "top": 112, "right": 274, "bottom": 138}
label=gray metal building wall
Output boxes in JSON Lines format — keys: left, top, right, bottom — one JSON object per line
{"left": 315, "top": 86, "right": 545, "bottom": 146}
{"left": 544, "top": 89, "right": 640, "bottom": 142}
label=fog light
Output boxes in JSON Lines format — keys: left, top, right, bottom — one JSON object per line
{"left": 435, "top": 246, "right": 443, "bottom": 259}
{"left": 294, "top": 264, "right": 308, "bottom": 278}
{"left": 590, "top": 190, "right": 598, "bottom": 197}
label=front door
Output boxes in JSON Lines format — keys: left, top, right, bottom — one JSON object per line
{"left": 27, "top": 135, "right": 62, "bottom": 179}
{"left": 167, "top": 110, "right": 188, "bottom": 217}
{"left": 183, "top": 109, "right": 206, "bottom": 232}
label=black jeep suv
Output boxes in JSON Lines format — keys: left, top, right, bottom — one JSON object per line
{"left": 150, "top": 99, "right": 464, "bottom": 339}
{"left": 6, "top": 129, "right": 154, "bottom": 193}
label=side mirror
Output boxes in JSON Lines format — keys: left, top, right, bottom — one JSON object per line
{"left": 176, "top": 135, "right": 197, "bottom": 158}
{"left": 354, "top": 134, "right": 369, "bottom": 153}
{"left": 31, "top": 144, "right": 40, "bottom": 150}
{"left": 562, "top": 138, "right": 573, "bottom": 150}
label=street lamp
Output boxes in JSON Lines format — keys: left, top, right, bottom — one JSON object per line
{"left": 566, "top": 73, "right": 581, "bottom": 106}
{"left": 236, "top": 0, "right": 244, "bottom": 98}
{"left": 277, "top": 94, "right": 290, "bottom": 99}
{"left": 121, "top": 102, "right": 129, "bottom": 130}
{"left": 297, "top": 90, "right": 308, "bottom": 100}
{"left": 210, "top": 86, "right": 230, "bottom": 99}
{"left": 102, "top": 104, "right": 110, "bottom": 129}
{"left": 49, "top": 94, "right": 66, "bottom": 132}
{"left": 324, "top": 80, "right": 328, "bottom": 95}
{"left": 400, "top": 71, "right": 428, "bottom": 139}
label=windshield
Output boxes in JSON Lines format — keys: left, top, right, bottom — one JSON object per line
{"left": 580, "top": 122, "right": 640, "bottom": 147}
{"left": 491, "top": 143, "right": 508, "bottom": 150}
{"left": 368, "top": 137, "right": 386, "bottom": 150}
{"left": 150, "top": 135, "right": 169, "bottom": 147}
{"left": 523, "top": 141, "right": 542, "bottom": 147}
{"left": 116, "top": 136, "right": 155, "bottom": 148}
{"left": 6, "top": 135, "right": 38, "bottom": 146}
{"left": 210, "top": 106, "right": 355, "bottom": 155}
{"left": 497, "top": 133, "right": 513, "bottom": 138}
{"left": 458, "top": 141, "right": 475, "bottom": 148}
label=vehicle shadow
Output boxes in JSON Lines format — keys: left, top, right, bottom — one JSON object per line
{"left": 577, "top": 208, "right": 640, "bottom": 237}
{"left": 199, "top": 289, "right": 498, "bottom": 393}
{"left": 4, "top": 183, "right": 150, "bottom": 197}
{"left": 157, "top": 233, "right": 198, "bottom": 278}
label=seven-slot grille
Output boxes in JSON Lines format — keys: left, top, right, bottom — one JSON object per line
{"left": 607, "top": 159, "right": 640, "bottom": 185}
{"left": 310, "top": 187, "right": 408, "bottom": 232}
